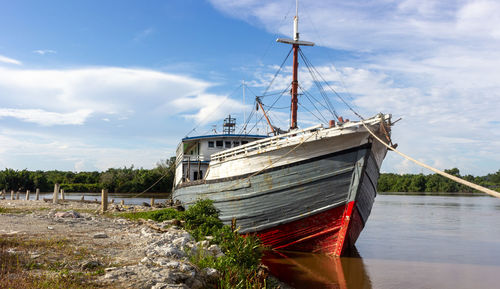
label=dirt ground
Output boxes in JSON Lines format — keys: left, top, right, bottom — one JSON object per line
{"left": 0, "top": 199, "right": 192, "bottom": 288}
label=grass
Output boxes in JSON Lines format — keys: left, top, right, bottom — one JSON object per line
{"left": 0, "top": 207, "right": 29, "bottom": 214}
{"left": 117, "top": 199, "right": 273, "bottom": 289}
{"left": 0, "top": 236, "right": 107, "bottom": 289}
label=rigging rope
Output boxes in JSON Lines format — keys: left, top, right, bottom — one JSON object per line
{"left": 362, "top": 118, "right": 500, "bottom": 199}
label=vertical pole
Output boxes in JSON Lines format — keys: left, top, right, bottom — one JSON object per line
{"left": 81, "top": 194, "right": 84, "bottom": 201}
{"left": 197, "top": 160, "right": 201, "bottom": 181}
{"left": 187, "top": 157, "right": 191, "bottom": 182}
{"left": 291, "top": 44, "right": 299, "bottom": 129}
{"left": 16, "top": 191, "right": 19, "bottom": 200}
{"left": 36, "top": 188, "right": 40, "bottom": 201}
{"left": 120, "top": 199, "right": 124, "bottom": 206}
{"left": 26, "top": 190, "right": 30, "bottom": 201}
{"left": 150, "top": 197, "right": 155, "bottom": 207}
{"left": 60, "top": 189, "right": 65, "bottom": 200}
{"left": 11, "top": 190, "right": 14, "bottom": 200}
{"left": 101, "top": 189, "right": 108, "bottom": 213}
{"left": 53, "top": 183, "right": 59, "bottom": 204}
{"left": 243, "top": 80, "right": 246, "bottom": 133}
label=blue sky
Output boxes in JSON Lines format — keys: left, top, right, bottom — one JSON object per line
{"left": 0, "top": 0, "right": 499, "bottom": 176}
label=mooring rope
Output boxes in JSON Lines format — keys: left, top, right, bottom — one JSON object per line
{"left": 360, "top": 119, "right": 500, "bottom": 199}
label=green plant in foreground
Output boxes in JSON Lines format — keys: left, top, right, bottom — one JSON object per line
{"left": 118, "top": 199, "right": 269, "bottom": 289}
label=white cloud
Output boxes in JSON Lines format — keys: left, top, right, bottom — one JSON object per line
{"left": 134, "top": 27, "right": 154, "bottom": 42}
{"left": 0, "top": 64, "right": 250, "bottom": 170}
{"left": 0, "top": 54, "right": 21, "bottom": 65}
{"left": 0, "top": 66, "right": 213, "bottom": 123}
{"left": 0, "top": 128, "right": 173, "bottom": 171}
{"left": 171, "top": 93, "right": 246, "bottom": 124}
{"left": 0, "top": 108, "right": 92, "bottom": 126}
{"left": 209, "top": 0, "right": 500, "bottom": 175}
{"left": 33, "top": 49, "right": 57, "bottom": 55}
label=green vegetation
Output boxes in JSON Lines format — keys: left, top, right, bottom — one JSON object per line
{"left": 0, "top": 157, "right": 175, "bottom": 194}
{"left": 378, "top": 168, "right": 500, "bottom": 193}
{"left": 119, "top": 199, "right": 268, "bottom": 289}
{"left": 0, "top": 237, "right": 106, "bottom": 289}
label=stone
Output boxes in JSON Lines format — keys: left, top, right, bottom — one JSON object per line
{"left": 82, "top": 260, "right": 102, "bottom": 269}
{"left": 93, "top": 232, "right": 109, "bottom": 239}
{"left": 54, "top": 210, "right": 82, "bottom": 218}
{"left": 207, "top": 244, "right": 224, "bottom": 258}
{"left": 203, "top": 268, "right": 219, "bottom": 278}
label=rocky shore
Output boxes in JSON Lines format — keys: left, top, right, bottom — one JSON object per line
{"left": 1, "top": 199, "right": 279, "bottom": 289}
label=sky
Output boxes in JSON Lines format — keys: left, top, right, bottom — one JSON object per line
{"left": 0, "top": 0, "right": 498, "bottom": 176}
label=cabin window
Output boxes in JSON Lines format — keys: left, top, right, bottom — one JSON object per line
{"left": 225, "top": 141, "right": 231, "bottom": 148}
{"left": 241, "top": 140, "right": 248, "bottom": 145}
{"left": 216, "top": 140, "right": 223, "bottom": 148}
{"left": 233, "top": 141, "right": 240, "bottom": 147}
{"left": 208, "top": 141, "right": 214, "bottom": 148}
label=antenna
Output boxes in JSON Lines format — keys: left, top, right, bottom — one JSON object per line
{"left": 242, "top": 80, "right": 246, "bottom": 133}
{"left": 294, "top": 0, "right": 299, "bottom": 41}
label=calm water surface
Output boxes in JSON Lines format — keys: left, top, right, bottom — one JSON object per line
{"left": 263, "top": 195, "right": 500, "bottom": 289}
{"left": 21, "top": 192, "right": 169, "bottom": 205}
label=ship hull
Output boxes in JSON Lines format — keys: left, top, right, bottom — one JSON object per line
{"left": 173, "top": 132, "right": 386, "bottom": 256}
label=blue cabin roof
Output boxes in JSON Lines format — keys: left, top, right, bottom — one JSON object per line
{"left": 182, "top": 134, "right": 268, "bottom": 141}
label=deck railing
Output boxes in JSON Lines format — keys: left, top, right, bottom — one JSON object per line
{"left": 210, "top": 124, "right": 323, "bottom": 162}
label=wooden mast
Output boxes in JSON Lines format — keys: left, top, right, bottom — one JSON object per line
{"left": 277, "top": 1, "right": 314, "bottom": 130}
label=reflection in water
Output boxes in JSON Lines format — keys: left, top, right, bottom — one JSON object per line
{"left": 262, "top": 248, "right": 371, "bottom": 289}
{"left": 262, "top": 196, "right": 500, "bottom": 289}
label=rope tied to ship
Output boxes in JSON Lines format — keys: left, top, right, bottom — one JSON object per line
{"left": 360, "top": 115, "right": 500, "bottom": 199}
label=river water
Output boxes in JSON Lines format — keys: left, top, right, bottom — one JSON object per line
{"left": 16, "top": 192, "right": 170, "bottom": 205}
{"left": 263, "top": 194, "right": 500, "bottom": 289}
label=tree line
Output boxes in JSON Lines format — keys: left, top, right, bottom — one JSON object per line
{"left": 377, "top": 168, "right": 500, "bottom": 193}
{"left": 0, "top": 157, "right": 176, "bottom": 194}
{"left": 1, "top": 161, "right": 499, "bottom": 194}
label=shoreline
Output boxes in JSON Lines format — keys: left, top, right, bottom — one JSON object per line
{"left": 0, "top": 199, "right": 290, "bottom": 289}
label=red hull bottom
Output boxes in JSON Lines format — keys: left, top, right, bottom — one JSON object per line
{"left": 256, "top": 201, "right": 364, "bottom": 256}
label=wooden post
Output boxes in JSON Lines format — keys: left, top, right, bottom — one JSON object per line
{"left": 35, "top": 188, "right": 40, "bottom": 201}
{"left": 0, "top": 189, "right": 4, "bottom": 199}
{"left": 26, "top": 190, "right": 30, "bottom": 200}
{"left": 150, "top": 197, "right": 155, "bottom": 207}
{"left": 11, "top": 190, "right": 14, "bottom": 200}
{"left": 101, "top": 189, "right": 108, "bottom": 213}
{"left": 16, "top": 191, "right": 19, "bottom": 200}
{"left": 197, "top": 160, "right": 201, "bottom": 180}
{"left": 120, "top": 199, "right": 124, "bottom": 206}
{"left": 53, "top": 183, "right": 59, "bottom": 204}
{"left": 81, "top": 194, "right": 85, "bottom": 201}
{"left": 60, "top": 189, "right": 65, "bottom": 200}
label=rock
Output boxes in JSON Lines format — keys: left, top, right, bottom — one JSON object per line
{"left": 93, "top": 232, "right": 109, "bottom": 239}
{"left": 47, "top": 226, "right": 54, "bottom": 230}
{"left": 54, "top": 210, "right": 82, "bottom": 218}
{"left": 203, "top": 267, "right": 219, "bottom": 279}
{"left": 142, "top": 202, "right": 151, "bottom": 207}
{"left": 162, "top": 246, "right": 186, "bottom": 258}
{"left": 196, "top": 240, "right": 210, "bottom": 248}
{"left": 207, "top": 244, "right": 224, "bottom": 258}
{"left": 164, "top": 261, "right": 180, "bottom": 269}
{"left": 172, "top": 236, "right": 192, "bottom": 248}
{"left": 82, "top": 260, "right": 102, "bottom": 269}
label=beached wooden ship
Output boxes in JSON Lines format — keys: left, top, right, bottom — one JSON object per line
{"left": 173, "top": 7, "right": 394, "bottom": 256}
